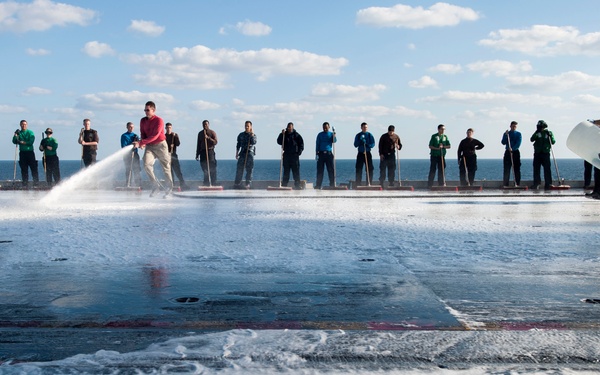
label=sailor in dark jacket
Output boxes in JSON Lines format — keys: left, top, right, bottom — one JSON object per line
{"left": 277, "top": 122, "right": 304, "bottom": 189}
{"left": 378, "top": 125, "right": 402, "bottom": 187}
{"left": 457, "top": 128, "right": 484, "bottom": 186}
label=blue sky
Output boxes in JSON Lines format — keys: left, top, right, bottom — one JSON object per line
{"left": 2, "top": 0, "right": 600, "bottom": 161}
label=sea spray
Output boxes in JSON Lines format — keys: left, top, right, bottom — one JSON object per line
{"left": 42, "top": 146, "right": 132, "bottom": 204}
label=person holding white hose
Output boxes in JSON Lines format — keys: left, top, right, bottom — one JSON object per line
{"left": 133, "top": 101, "right": 173, "bottom": 198}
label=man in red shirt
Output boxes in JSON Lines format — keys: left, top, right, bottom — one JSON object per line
{"left": 133, "top": 101, "right": 173, "bottom": 197}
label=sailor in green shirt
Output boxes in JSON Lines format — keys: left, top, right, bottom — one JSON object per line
{"left": 530, "top": 120, "right": 556, "bottom": 189}
{"left": 39, "top": 127, "right": 61, "bottom": 187}
{"left": 12, "top": 120, "right": 39, "bottom": 188}
{"left": 427, "top": 124, "right": 451, "bottom": 188}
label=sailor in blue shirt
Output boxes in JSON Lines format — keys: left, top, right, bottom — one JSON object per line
{"left": 315, "top": 122, "right": 336, "bottom": 189}
{"left": 501, "top": 121, "right": 522, "bottom": 187}
{"left": 121, "top": 122, "right": 142, "bottom": 187}
{"left": 353, "top": 122, "right": 376, "bottom": 186}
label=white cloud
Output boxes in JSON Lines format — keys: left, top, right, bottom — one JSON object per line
{"left": 26, "top": 48, "right": 50, "bottom": 56}
{"left": 479, "top": 25, "right": 600, "bottom": 56}
{"left": 22, "top": 86, "right": 51, "bottom": 95}
{"left": 453, "top": 107, "right": 539, "bottom": 126}
{"left": 51, "top": 107, "right": 78, "bottom": 115}
{"left": 76, "top": 90, "right": 175, "bottom": 112}
{"left": 573, "top": 94, "right": 600, "bottom": 106}
{"left": 190, "top": 100, "right": 221, "bottom": 110}
{"left": 232, "top": 98, "right": 245, "bottom": 106}
{"left": 0, "top": 104, "right": 27, "bottom": 113}
{"left": 429, "top": 64, "right": 462, "bottom": 74}
{"left": 356, "top": 2, "right": 479, "bottom": 29}
{"left": 420, "top": 90, "right": 564, "bottom": 107}
{"left": 408, "top": 75, "right": 438, "bottom": 89}
{"left": 467, "top": 60, "right": 532, "bottom": 77}
{"left": 456, "top": 110, "right": 476, "bottom": 120}
{"left": 456, "top": 106, "right": 529, "bottom": 121}
{"left": 233, "top": 101, "right": 435, "bottom": 122}
{"left": 127, "top": 19, "right": 165, "bottom": 37}
{"left": 0, "top": 0, "right": 97, "bottom": 33}
{"left": 408, "top": 43, "right": 416, "bottom": 50}
{"left": 219, "top": 20, "right": 272, "bottom": 37}
{"left": 82, "top": 41, "right": 115, "bottom": 58}
{"left": 309, "top": 83, "right": 386, "bottom": 102}
{"left": 506, "top": 71, "right": 600, "bottom": 92}
{"left": 46, "top": 107, "right": 93, "bottom": 121}
{"left": 123, "top": 45, "right": 348, "bottom": 89}
{"left": 235, "top": 20, "right": 272, "bottom": 36}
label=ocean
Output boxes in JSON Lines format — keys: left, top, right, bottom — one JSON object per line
{"left": 0, "top": 158, "right": 588, "bottom": 184}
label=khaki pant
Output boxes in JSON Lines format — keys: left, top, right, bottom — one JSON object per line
{"left": 143, "top": 141, "right": 173, "bottom": 189}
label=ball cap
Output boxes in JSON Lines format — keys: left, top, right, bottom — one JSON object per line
{"left": 45, "top": 128, "right": 53, "bottom": 134}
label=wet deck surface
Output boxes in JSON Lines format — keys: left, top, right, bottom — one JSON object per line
{"left": 0, "top": 258, "right": 460, "bottom": 328}
{"left": 3, "top": 251, "right": 600, "bottom": 362}
{"left": 1, "top": 190, "right": 600, "bottom": 365}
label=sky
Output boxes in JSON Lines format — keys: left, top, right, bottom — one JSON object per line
{"left": 2, "top": 0, "right": 600, "bottom": 161}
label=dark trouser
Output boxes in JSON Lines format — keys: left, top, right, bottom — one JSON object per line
{"left": 533, "top": 152, "right": 552, "bottom": 188}
{"left": 316, "top": 151, "right": 335, "bottom": 188}
{"left": 503, "top": 149, "right": 521, "bottom": 186}
{"left": 594, "top": 166, "right": 600, "bottom": 194}
{"left": 235, "top": 152, "right": 254, "bottom": 186}
{"left": 355, "top": 151, "right": 374, "bottom": 186}
{"left": 124, "top": 152, "right": 141, "bottom": 187}
{"left": 44, "top": 155, "right": 60, "bottom": 186}
{"left": 199, "top": 149, "right": 217, "bottom": 186}
{"left": 379, "top": 153, "right": 396, "bottom": 186}
{"left": 19, "top": 150, "right": 39, "bottom": 186}
{"left": 170, "top": 154, "right": 187, "bottom": 187}
{"left": 282, "top": 154, "right": 301, "bottom": 188}
{"left": 82, "top": 151, "right": 96, "bottom": 167}
{"left": 584, "top": 160, "right": 593, "bottom": 187}
{"left": 459, "top": 155, "right": 477, "bottom": 186}
{"left": 428, "top": 154, "right": 446, "bottom": 187}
